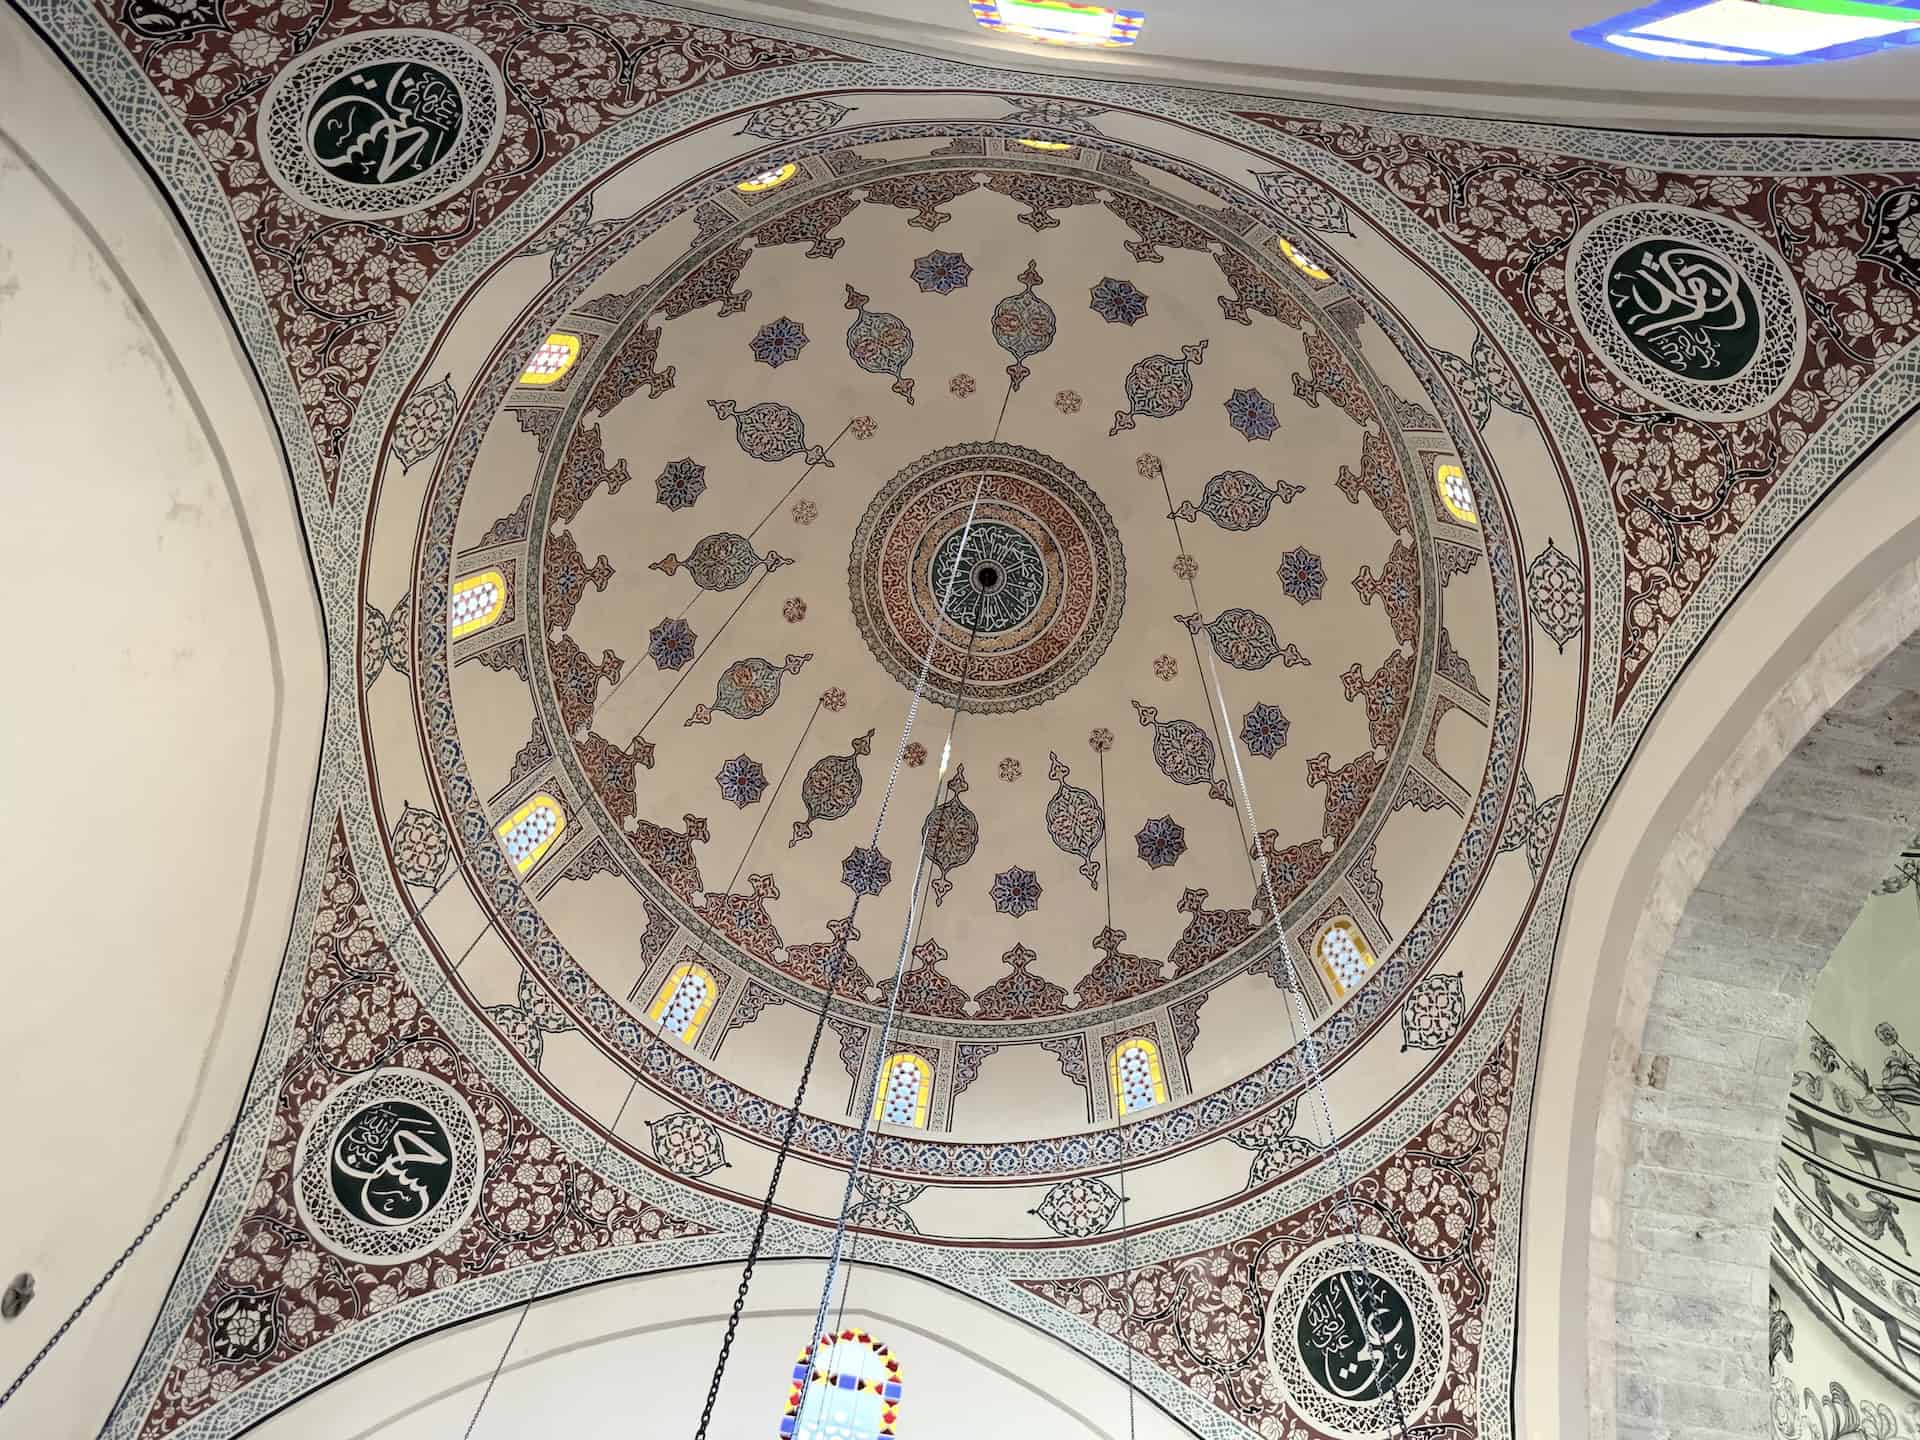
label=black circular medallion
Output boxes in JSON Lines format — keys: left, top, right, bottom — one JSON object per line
{"left": 328, "top": 1099, "right": 456, "bottom": 1227}
{"left": 1295, "top": 1269, "right": 1419, "bottom": 1402}
{"left": 307, "top": 61, "right": 466, "bottom": 188}
{"left": 929, "top": 520, "right": 1048, "bottom": 634}
{"left": 1605, "top": 238, "right": 1762, "bottom": 383}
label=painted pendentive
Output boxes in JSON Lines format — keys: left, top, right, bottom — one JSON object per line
{"left": 14, "top": 1, "right": 1920, "bottom": 1436}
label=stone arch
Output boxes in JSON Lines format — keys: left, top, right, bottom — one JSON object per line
{"left": 1590, "top": 563, "right": 1920, "bottom": 1439}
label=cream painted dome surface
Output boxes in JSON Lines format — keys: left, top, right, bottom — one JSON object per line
{"left": 395, "top": 132, "right": 1497, "bottom": 1183}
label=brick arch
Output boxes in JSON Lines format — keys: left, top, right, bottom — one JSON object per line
{"left": 1590, "top": 568, "right": 1920, "bottom": 1440}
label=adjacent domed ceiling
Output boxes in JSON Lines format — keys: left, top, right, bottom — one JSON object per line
{"left": 25, "top": 0, "right": 1920, "bottom": 1435}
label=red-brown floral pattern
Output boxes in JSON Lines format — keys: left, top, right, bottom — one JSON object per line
{"left": 1017, "top": 1012, "right": 1518, "bottom": 1437}
{"left": 101, "top": 0, "right": 850, "bottom": 496}
{"left": 1243, "top": 115, "right": 1920, "bottom": 706}
{"left": 137, "top": 821, "right": 705, "bottom": 1436}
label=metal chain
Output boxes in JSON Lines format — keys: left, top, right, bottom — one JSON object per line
{"left": 5, "top": 908, "right": 476, "bottom": 1423}
{"left": 691, "top": 929, "right": 854, "bottom": 1440}
{"left": 0, "top": 1123, "right": 235, "bottom": 1412}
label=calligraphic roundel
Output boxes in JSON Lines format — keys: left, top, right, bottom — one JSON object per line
{"left": 258, "top": 28, "right": 507, "bottom": 221}
{"left": 1567, "top": 202, "right": 1805, "bottom": 422}
{"left": 292, "top": 1067, "right": 485, "bottom": 1264}
{"left": 1264, "top": 1235, "right": 1448, "bottom": 1439}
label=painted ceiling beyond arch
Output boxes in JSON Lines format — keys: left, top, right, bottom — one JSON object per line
{"left": 16, "top": 0, "right": 1920, "bottom": 1434}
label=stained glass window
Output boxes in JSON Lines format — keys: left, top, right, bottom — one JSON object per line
{"left": 1278, "top": 236, "right": 1333, "bottom": 282}
{"left": 1109, "top": 1036, "right": 1167, "bottom": 1115}
{"left": 649, "top": 962, "right": 717, "bottom": 1045}
{"left": 781, "top": 1330, "right": 902, "bottom": 1440}
{"left": 450, "top": 569, "right": 506, "bottom": 639}
{"left": 1314, "top": 916, "right": 1377, "bottom": 998}
{"left": 874, "top": 1054, "right": 931, "bottom": 1129}
{"left": 737, "top": 162, "right": 798, "bottom": 193}
{"left": 970, "top": 0, "right": 1146, "bottom": 47}
{"left": 496, "top": 793, "right": 564, "bottom": 874}
{"left": 518, "top": 332, "right": 581, "bottom": 386}
{"left": 1435, "top": 460, "right": 1478, "bottom": 526}
{"left": 1573, "top": 0, "right": 1920, "bottom": 66}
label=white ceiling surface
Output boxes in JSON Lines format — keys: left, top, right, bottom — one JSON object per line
{"left": 685, "top": 0, "right": 1920, "bottom": 131}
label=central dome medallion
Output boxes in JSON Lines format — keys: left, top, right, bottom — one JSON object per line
{"left": 849, "top": 441, "right": 1126, "bottom": 714}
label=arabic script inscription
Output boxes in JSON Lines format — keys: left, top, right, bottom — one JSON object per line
{"left": 1606, "top": 238, "right": 1761, "bottom": 383}
{"left": 307, "top": 62, "right": 466, "bottom": 189}
{"left": 1296, "top": 1268, "right": 1418, "bottom": 1403}
{"left": 328, "top": 1099, "right": 456, "bottom": 1226}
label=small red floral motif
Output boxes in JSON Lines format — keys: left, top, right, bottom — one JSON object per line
{"left": 1054, "top": 390, "right": 1082, "bottom": 414}
{"left": 1136, "top": 453, "right": 1162, "bottom": 478}
{"left": 850, "top": 416, "right": 878, "bottom": 439}
{"left": 904, "top": 742, "right": 928, "bottom": 768}
{"left": 783, "top": 597, "right": 807, "bottom": 623}
{"left": 822, "top": 688, "right": 848, "bottom": 712}
{"left": 999, "top": 757, "right": 1022, "bottom": 782}
{"left": 1153, "top": 655, "right": 1178, "bottom": 681}
{"left": 949, "top": 374, "right": 977, "bottom": 398}
{"left": 1172, "top": 554, "right": 1198, "bottom": 581}
{"left": 791, "top": 499, "right": 819, "bottom": 526}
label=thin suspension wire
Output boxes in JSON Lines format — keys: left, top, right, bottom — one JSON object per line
{"left": 3, "top": 906, "right": 488, "bottom": 1422}
{"left": 1200, "top": 644, "right": 1411, "bottom": 1436}
{"left": 691, "top": 471, "right": 991, "bottom": 1440}
{"left": 820, "top": 644, "right": 977, "bottom": 1352}
{"left": 791, "top": 377, "right": 1021, "bottom": 1433}
{"left": 791, "top": 624, "right": 981, "bottom": 1440}
{"left": 462, "top": 1079, "right": 644, "bottom": 1438}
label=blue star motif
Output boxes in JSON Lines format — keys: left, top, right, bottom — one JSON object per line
{"left": 1088, "top": 276, "right": 1149, "bottom": 326}
{"left": 1225, "top": 387, "right": 1279, "bottom": 442}
{"left": 1135, "top": 816, "right": 1187, "bottom": 870}
{"left": 910, "top": 249, "right": 973, "bottom": 295}
{"left": 989, "top": 866, "right": 1043, "bottom": 918}
{"left": 841, "top": 846, "right": 893, "bottom": 897}
{"left": 1240, "top": 704, "right": 1290, "bottom": 760}
{"left": 1278, "top": 546, "right": 1326, "bottom": 604}
{"left": 654, "top": 457, "right": 707, "bottom": 512}
{"left": 750, "top": 316, "right": 810, "bottom": 368}
{"left": 715, "top": 754, "right": 768, "bottom": 809}
{"left": 648, "top": 617, "right": 697, "bottom": 671}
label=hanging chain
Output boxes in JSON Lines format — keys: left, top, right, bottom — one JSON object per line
{"left": 4, "top": 908, "right": 478, "bottom": 1423}
{"left": 0, "top": 1124, "right": 234, "bottom": 1413}
{"left": 695, "top": 476, "right": 990, "bottom": 1440}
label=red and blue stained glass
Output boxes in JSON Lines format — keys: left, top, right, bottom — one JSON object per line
{"left": 970, "top": 0, "right": 1145, "bottom": 47}
{"left": 781, "top": 1330, "right": 903, "bottom": 1440}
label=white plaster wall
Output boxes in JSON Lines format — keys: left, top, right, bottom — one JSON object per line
{"left": 0, "top": 13, "right": 323, "bottom": 1434}
{"left": 248, "top": 1261, "right": 1194, "bottom": 1440}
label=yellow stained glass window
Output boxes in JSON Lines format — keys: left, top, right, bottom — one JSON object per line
{"left": 1314, "top": 916, "right": 1377, "bottom": 998}
{"left": 649, "top": 962, "right": 717, "bottom": 1045}
{"left": 1109, "top": 1036, "right": 1167, "bottom": 1115}
{"left": 450, "top": 569, "right": 506, "bottom": 640}
{"left": 496, "top": 793, "right": 564, "bottom": 874}
{"left": 518, "top": 332, "right": 581, "bottom": 387}
{"left": 1435, "top": 460, "right": 1478, "bottom": 526}
{"left": 874, "top": 1053, "right": 932, "bottom": 1129}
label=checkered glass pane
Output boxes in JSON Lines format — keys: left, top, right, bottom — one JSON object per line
{"left": 791, "top": 1337, "right": 893, "bottom": 1440}
{"left": 661, "top": 972, "right": 709, "bottom": 1039}
{"left": 1118, "top": 1043, "right": 1156, "bottom": 1113}
{"left": 501, "top": 803, "right": 560, "bottom": 866}
{"left": 1323, "top": 923, "right": 1370, "bottom": 988}
{"left": 881, "top": 1059, "right": 922, "bottom": 1126}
